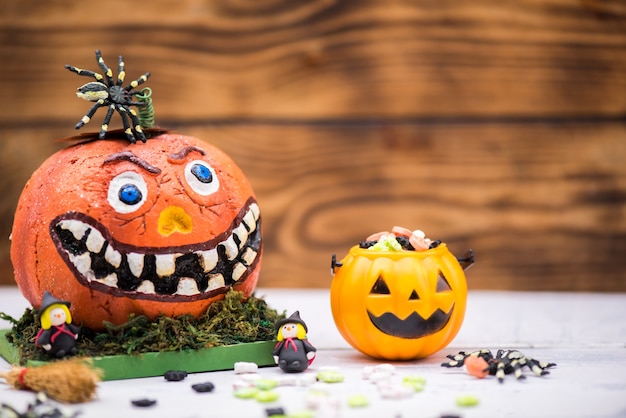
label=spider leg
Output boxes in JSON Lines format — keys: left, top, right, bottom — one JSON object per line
{"left": 115, "top": 105, "right": 146, "bottom": 143}
{"left": 98, "top": 105, "right": 116, "bottom": 140}
{"left": 95, "top": 50, "right": 115, "bottom": 87}
{"left": 441, "top": 351, "right": 470, "bottom": 368}
{"left": 126, "top": 106, "right": 147, "bottom": 143}
{"left": 115, "top": 105, "right": 137, "bottom": 143}
{"left": 74, "top": 100, "right": 105, "bottom": 130}
{"left": 510, "top": 359, "right": 526, "bottom": 380}
{"left": 117, "top": 55, "right": 126, "bottom": 86}
{"left": 527, "top": 358, "right": 554, "bottom": 376}
{"left": 125, "top": 72, "right": 151, "bottom": 91}
{"left": 65, "top": 64, "right": 105, "bottom": 83}
{"left": 495, "top": 361, "right": 507, "bottom": 383}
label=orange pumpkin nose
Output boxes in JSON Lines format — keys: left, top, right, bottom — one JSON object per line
{"left": 158, "top": 206, "right": 193, "bottom": 236}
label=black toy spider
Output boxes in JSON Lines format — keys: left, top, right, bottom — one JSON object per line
{"left": 442, "top": 349, "right": 556, "bottom": 383}
{"left": 65, "top": 50, "right": 151, "bottom": 143}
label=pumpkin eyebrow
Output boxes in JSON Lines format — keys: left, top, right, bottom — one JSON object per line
{"left": 168, "top": 146, "right": 206, "bottom": 163}
{"left": 103, "top": 151, "right": 161, "bottom": 175}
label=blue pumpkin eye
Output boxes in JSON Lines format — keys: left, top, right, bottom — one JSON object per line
{"left": 184, "top": 160, "right": 219, "bottom": 196}
{"left": 108, "top": 171, "right": 148, "bottom": 214}
{"left": 191, "top": 163, "right": 212, "bottom": 184}
{"left": 118, "top": 184, "right": 142, "bottom": 205}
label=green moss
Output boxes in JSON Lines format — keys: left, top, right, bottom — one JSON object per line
{"left": 2, "top": 290, "right": 284, "bottom": 364}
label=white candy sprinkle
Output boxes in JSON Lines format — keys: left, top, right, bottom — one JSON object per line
{"left": 234, "top": 362, "right": 258, "bottom": 374}
{"left": 368, "top": 371, "right": 394, "bottom": 383}
{"left": 296, "top": 373, "right": 318, "bottom": 386}
{"left": 377, "top": 382, "right": 415, "bottom": 399}
{"left": 374, "top": 364, "right": 396, "bottom": 374}
{"left": 232, "top": 379, "right": 255, "bottom": 390}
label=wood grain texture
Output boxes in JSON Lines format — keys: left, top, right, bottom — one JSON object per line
{"left": 1, "top": 122, "right": 624, "bottom": 291}
{"left": 0, "top": 0, "right": 625, "bottom": 123}
{"left": 0, "top": 0, "right": 624, "bottom": 291}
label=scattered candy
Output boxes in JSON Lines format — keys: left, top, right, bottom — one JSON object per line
{"left": 456, "top": 394, "right": 479, "bottom": 407}
{"left": 164, "top": 370, "right": 188, "bottom": 381}
{"left": 192, "top": 382, "right": 215, "bottom": 393}
{"left": 255, "top": 390, "right": 280, "bottom": 403}
{"left": 233, "top": 379, "right": 256, "bottom": 390}
{"left": 234, "top": 362, "right": 259, "bottom": 374}
{"left": 255, "top": 379, "right": 279, "bottom": 390}
{"left": 295, "top": 373, "right": 318, "bottom": 386}
{"left": 304, "top": 389, "right": 340, "bottom": 409}
{"left": 131, "top": 398, "right": 157, "bottom": 407}
{"left": 234, "top": 387, "right": 259, "bottom": 399}
{"left": 347, "top": 394, "right": 369, "bottom": 408}
{"left": 391, "top": 226, "right": 413, "bottom": 238}
{"left": 464, "top": 355, "right": 489, "bottom": 379}
{"left": 368, "top": 371, "right": 394, "bottom": 383}
{"left": 265, "top": 406, "right": 286, "bottom": 417}
{"left": 377, "top": 382, "right": 415, "bottom": 399}
{"left": 361, "top": 227, "right": 437, "bottom": 252}
{"left": 374, "top": 363, "right": 396, "bottom": 374}
{"left": 402, "top": 375, "right": 427, "bottom": 392}
{"left": 409, "top": 229, "right": 431, "bottom": 250}
{"left": 317, "top": 370, "right": 345, "bottom": 383}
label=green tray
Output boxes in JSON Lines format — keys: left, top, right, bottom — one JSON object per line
{"left": 0, "top": 329, "right": 276, "bottom": 381}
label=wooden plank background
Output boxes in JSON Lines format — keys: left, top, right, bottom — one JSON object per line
{"left": 0, "top": 0, "right": 624, "bottom": 291}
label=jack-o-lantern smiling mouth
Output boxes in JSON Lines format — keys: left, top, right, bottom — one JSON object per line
{"left": 367, "top": 306, "right": 453, "bottom": 339}
{"left": 49, "top": 198, "right": 261, "bottom": 302}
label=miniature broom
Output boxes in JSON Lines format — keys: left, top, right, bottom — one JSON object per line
{"left": 0, "top": 358, "right": 102, "bottom": 403}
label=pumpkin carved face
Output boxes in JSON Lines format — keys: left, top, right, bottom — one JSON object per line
{"left": 330, "top": 244, "right": 467, "bottom": 360}
{"left": 11, "top": 133, "right": 262, "bottom": 329}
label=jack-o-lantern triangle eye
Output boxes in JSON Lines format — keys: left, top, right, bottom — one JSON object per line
{"left": 370, "top": 276, "right": 390, "bottom": 294}
{"left": 437, "top": 271, "right": 452, "bottom": 292}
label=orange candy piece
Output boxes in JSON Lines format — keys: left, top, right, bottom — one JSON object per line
{"left": 464, "top": 355, "right": 490, "bottom": 379}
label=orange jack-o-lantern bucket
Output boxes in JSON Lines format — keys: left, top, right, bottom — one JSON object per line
{"left": 330, "top": 237, "right": 472, "bottom": 360}
{"left": 11, "top": 133, "right": 262, "bottom": 330}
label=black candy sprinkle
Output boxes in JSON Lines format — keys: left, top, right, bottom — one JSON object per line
{"left": 192, "top": 382, "right": 215, "bottom": 393}
{"left": 131, "top": 398, "right": 157, "bottom": 407}
{"left": 266, "top": 407, "right": 286, "bottom": 417}
{"left": 164, "top": 370, "right": 188, "bottom": 381}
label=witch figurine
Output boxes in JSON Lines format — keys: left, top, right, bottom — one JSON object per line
{"left": 272, "top": 311, "right": 316, "bottom": 373}
{"left": 35, "top": 291, "right": 80, "bottom": 358}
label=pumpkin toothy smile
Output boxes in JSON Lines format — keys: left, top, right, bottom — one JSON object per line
{"left": 50, "top": 199, "right": 261, "bottom": 302}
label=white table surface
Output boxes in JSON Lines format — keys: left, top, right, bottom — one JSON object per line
{"left": 1, "top": 286, "right": 625, "bottom": 418}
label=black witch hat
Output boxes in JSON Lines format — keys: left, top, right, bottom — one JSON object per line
{"left": 38, "top": 291, "right": 71, "bottom": 319}
{"left": 274, "top": 311, "right": 308, "bottom": 333}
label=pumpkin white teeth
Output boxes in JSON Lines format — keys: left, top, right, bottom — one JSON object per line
{"left": 233, "top": 223, "right": 249, "bottom": 249}
{"left": 220, "top": 235, "right": 239, "bottom": 260}
{"left": 199, "top": 248, "right": 218, "bottom": 272}
{"left": 105, "top": 245, "right": 122, "bottom": 268}
{"left": 176, "top": 277, "right": 200, "bottom": 296}
{"left": 232, "top": 262, "right": 247, "bottom": 281}
{"left": 241, "top": 248, "right": 257, "bottom": 266}
{"left": 156, "top": 253, "right": 177, "bottom": 277}
{"left": 207, "top": 273, "right": 225, "bottom": 291}
{"left": 127, "top": 252, "right": 144, "bottom": 278}
{"left": 136, "top": 280, "right": 155, "bottom": 294}
{"left": 96, "top": 273, "right": 118, "bottom": 287}
{"left": 59, "top": 219, "right": 90, "bottom": 241}
{"left": 85, "top": 227, "right": 105, "bottom": 253}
